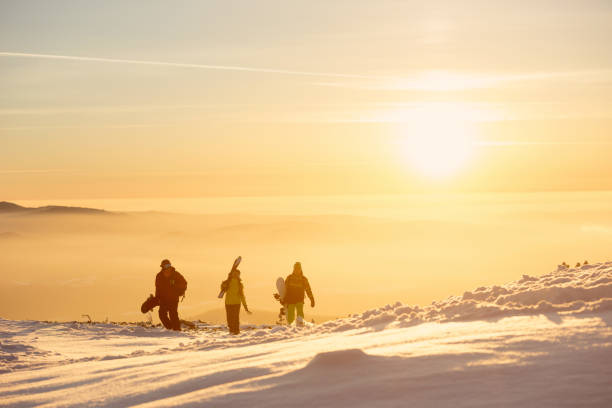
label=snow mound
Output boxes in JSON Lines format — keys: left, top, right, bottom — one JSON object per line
{"left": 306, "top": 349, "right": 368, "bottom": 368}
{"left": 320, "top": 261, "right": 612, "bottom": 332}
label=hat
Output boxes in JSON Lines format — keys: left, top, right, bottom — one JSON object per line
{"left": 160, "top": 259, "right": 172, "bottom": 269}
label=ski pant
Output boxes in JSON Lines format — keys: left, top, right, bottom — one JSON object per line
{"left": 159, "top": 300, "right": 181, "bottom": 331}
{"left": 287, "top": 303, "right": 304, "bottom": 325}
{"left": 225, "top": 303, "right": 241, "bottom": 334}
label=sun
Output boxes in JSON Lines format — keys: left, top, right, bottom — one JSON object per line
{"left": 401, "top": 115, "right": 475, "bottom": 179}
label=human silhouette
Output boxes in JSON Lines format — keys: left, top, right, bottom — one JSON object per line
{"left": 284, "top": 262, "right": 315, "bottom": 325}
{"left": 220, "top": 269, "right": 251, "bottom": 334}
{"left": 155, "top": 259, "right": 187, "bottom": 331}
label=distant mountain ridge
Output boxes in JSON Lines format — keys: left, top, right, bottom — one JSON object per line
{"left": 0, "top": 201, "right": 109, "bottom": 215}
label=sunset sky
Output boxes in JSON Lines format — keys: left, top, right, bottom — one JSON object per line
{"left": 2, "top": 0, "right": 612, "bottom": 199}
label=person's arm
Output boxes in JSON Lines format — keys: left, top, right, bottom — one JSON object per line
{"left": 241, "top": 285, "right": 251, "bottom": 313}
{"left": 305, "top": 278, "right": 315, "bottom": 307}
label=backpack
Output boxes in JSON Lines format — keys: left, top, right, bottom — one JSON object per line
{"left": 171, "top": 272, "right": 187, "bottom": 298}
{"left": 177, "top": 281, "right": 187, "bottom": 298}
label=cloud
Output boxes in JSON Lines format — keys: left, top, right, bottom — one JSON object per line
{"left": 0, "top": 105, "right": 225, "bottom": 115}
{"left": 0, "top": 169, "right": 72, "bottom": 174}
{"left": 581, "top": 225, "right": 612, "bottom": 235}
{"left": 477, "top": 141, "right": 612, "bottom": 147}
{"left": 0, "top": 124, "right": 176, "bottom": 130}
{"left": 314, "top": 69, "right": 612, "bottom": 92}
{"left": 7, "top": 51, "right": 608, "bottom": 92}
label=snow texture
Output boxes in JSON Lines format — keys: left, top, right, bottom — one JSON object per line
{"left": 1, "top": 262, "right": 611, "bottom": 407}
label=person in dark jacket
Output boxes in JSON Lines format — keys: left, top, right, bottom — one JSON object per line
{"left": 155, "top": 259, "right": 187, "bottom": 331}
{"left": 284, "top": 262, "right": 315, "bottom": 325}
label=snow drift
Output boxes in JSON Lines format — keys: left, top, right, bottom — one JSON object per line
{"left": 1, "top": 262, "right": 611, "bottom": 407}
{"left": 318, "top": 261, "right": 612, "bottom": 332}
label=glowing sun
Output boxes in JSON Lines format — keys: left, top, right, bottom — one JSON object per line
{"left": 401, "top": 115, "right": 475, "bottom": 178}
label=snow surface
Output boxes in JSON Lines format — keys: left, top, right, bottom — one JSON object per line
{"left": 1, "top": 262, "right": 611, "bottom": 407}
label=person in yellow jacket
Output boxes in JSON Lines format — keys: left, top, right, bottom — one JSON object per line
{"left": 284, "top": 262, "right": 315, "bottom": 325}
{"left": 220, "top": 269, "right": 251, "bottom": 334}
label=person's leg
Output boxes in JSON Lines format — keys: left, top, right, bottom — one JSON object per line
{"left": 226, "top": 304, "right": 236, "bottom": 334}
{"left": 158, "top": 303, "right": 172, "bottom": 329}
{"left": 169, "top": 301, "right": 180, "bottom": 331}
{"left": 225, "top": 304, "right": 233, "bottom": 333}
{"left": 296, "top": 303, "right": 304, "bottom": 320}
{"left": 286, "top": 303, "right": 296, "bottom": 325}
{"left": 234, "top": 304, "right": 241, "bottom": 334}
{"left": 229, "top": 304, "right": 240, "bottom": 334}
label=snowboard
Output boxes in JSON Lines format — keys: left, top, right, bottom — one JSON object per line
{"left": 140, "top": 293, "right": 160, "bottom": 313}
{"left": 273, "top": 277, "right": 286, "bottom": 325}
{"left": 180, "top": 319, "right": 196, "bottom": 330}
{"left": 218, "top": 256, "right": 242, "bottom": 298}
{"left": 275, "top": 277, "right": 286, "bottom": 300}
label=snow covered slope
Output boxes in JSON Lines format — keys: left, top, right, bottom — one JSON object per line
{"left": 1, "top": 262, "right": 611, "bottom": 407}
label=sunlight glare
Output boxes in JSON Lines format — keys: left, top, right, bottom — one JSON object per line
{"left": 401, "top": 108, "right": 476, "bottom": 178}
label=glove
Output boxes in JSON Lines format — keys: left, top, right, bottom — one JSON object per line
{"left": 310, "top": 299, "right": 315, "bottom": 308}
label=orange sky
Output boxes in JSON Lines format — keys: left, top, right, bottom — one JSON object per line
{"left": 1, "top": 1, "right": 612, "bottom": 199}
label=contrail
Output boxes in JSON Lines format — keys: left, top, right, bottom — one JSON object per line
{"left": 0, "top": 51, "right": 389, "bottom": 80}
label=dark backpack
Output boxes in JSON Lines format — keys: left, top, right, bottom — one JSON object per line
{"left": 176, "top": 279, "right": 187, "bottom": 298}
{"left": 177, "top": 283, "right": 187, "bottom": 297}
{"left": 171, "top": 272, "right": 187, "bottom": 298}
